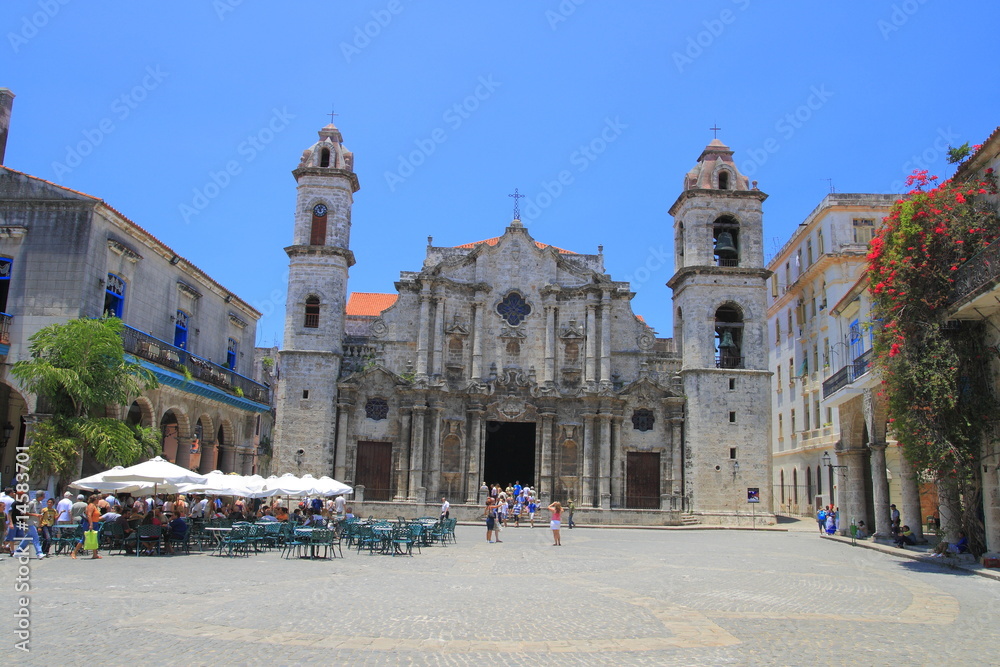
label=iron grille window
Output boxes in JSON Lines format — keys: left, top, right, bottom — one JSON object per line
{"left": 365, "top": 397, "right": 389, "bottom": 421}
{"left": 632, "top": 409, "right": 655, "bottom": 432}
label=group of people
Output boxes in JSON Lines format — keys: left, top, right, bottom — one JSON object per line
{"left": 481, "top": 481, "right": 572, "bottom": 547}
{"left": 0, "top": 486, "right": 356, "bottom": 559}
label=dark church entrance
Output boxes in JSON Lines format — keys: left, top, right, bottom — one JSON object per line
{"left": 483, "top": 421, "right": 536, "bottom": 488}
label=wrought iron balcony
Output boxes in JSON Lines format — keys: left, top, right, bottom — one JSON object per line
{"left": 121, "top": 324, "right": 270, "bottom": 405}
{"left": 822, "top": 348, "right": 873, "bottom": 398}
{"left": 949, "top": 237, "right": 1000, "bottom": 307}
{"left": 715, "top": 354, "right": 744, "bottom": 369}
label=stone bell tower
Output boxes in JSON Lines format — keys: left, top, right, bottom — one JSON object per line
{"left": 273, "top": 122, "right": 359, "bottom": 476}
{"left": 667, "top": 138, "right": 773, "bottom": 519}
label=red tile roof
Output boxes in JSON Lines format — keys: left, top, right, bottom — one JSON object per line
{"left": 455, "top": 237, "right": 576, "bottom": 254}
{"left": 346, "top": 292, "right": 398, "bottom": 316}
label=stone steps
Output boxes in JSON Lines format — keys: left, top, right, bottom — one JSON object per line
{"left": 680, "top": 515, "right": 701, "bottom": 526}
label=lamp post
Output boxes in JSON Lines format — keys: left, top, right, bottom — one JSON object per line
{"left": 0, "top": 421, "right": 13, "bottom": 448}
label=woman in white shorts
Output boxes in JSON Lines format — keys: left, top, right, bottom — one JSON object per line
{"left": 547, "top": 502, "right": 562, "bottom": 546}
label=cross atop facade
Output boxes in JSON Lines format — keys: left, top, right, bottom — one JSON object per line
{"left": 327, "top": 106, "right": 339, "bottom": 124}
{"left": 508, "top": 188, "right": 526, "bottom": 220}
{"left": 709, "top": 123, "right": 721, "bottom": 139}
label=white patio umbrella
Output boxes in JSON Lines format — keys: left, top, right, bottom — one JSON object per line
{"left": 99, "top": 456, "right": 208, "bottom": 496}
{"left": 177, "top": 470, "right": 254, "bottom": 497}
{"left": 69, "top": 467, "right": 165, "bottom": 494}
{"left": 254, "top": 472, "right": 317, "bottom": 498}
{"left": 314, "top": 476, "right": 352, "bottom": 497}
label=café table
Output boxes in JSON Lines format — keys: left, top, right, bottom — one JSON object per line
{"left": 205, "top": 526, "right": 233, "bottom": 555}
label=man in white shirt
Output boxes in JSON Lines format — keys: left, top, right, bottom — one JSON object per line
{"left": 56, "top": 492, "right": 73, "bottom": 523}
{"left": 440, "top": 497, "right": 450, "bottom": 520}
{"left": 334, "top": 495, "right": 346, "bottom": 519}
{"left": 0, "top": 487, "right": 14, "bottom": 513}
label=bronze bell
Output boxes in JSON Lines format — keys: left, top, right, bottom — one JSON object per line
{"left": 715, "top": 231, "right": 738, "bottom": 259}
{"left": 719, "top": 330, "right": 736, "bottom": 349}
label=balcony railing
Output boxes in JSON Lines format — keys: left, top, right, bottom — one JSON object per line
{"left": 715, "top": 354, "right": 744, "bottom": 369}
{"left": 822, "top": 348, "right": 873, "bottom": 398}
{"left": 949, "top": 236, "right": 1000, "bottom": 306}
{"left": 0, "top": 312, "right": 10, "bottom": 345}
{"left": 122, "top": 324, "right": 270, "bottom": 405}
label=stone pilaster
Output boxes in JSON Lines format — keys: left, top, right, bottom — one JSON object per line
{"left": 408, "top": 405, "right": 426, "bottom": 500}
{"left": 540, "top": 409, "right": 555, "bottom": 498}
{"left": 394, "top": 407, "right": 411, "bottom": 500}
{"left": 609, "top": 414, "right": 623, "bottom": 508}
{"left": 432, "top": 293, "right": 445, "bottom": 377}
{"left": 869, "top": 443, "right": 891, "bottom": 538}
{"left": 669, "top": 417, "right": 683, "bottom": 496}
{"left": 471, "top": 302, "right": 483, "bottom": 380}
{"left": 585, "top": 301, "right": 597, "bottom": 385}
{"left": 544, "top": 305, "right": 555, "bottom": 384}
{"left": 598, "top": 411, "right": 612, "bottom": 508}
{"left": 465, "top": 404, "right": 484, "bottom": 503}
{"left": 416, "top": 290, "right": 431, "bottom": 378}
{"left": 582, "top": 412, "right": 595, "bottom": 506}
{"left": 334, "top": 400, "right": 351, "bottom": 482}
{"left": 426, "top": 402, "right": 443, "bottom": 499}
{"left": 600, "top": 291, "right": 611, "bottom": 385}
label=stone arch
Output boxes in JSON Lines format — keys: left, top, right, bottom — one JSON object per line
{"left": 126, "top": 396, "right": 154, "bottom": 428}
{"left": 218, "top": 417, "right": 235, "bottom": 448}
{"left": 715, "top": 303, "right": 744, "bottom": 369}
{"left": 160, "top": 407, "right": 191, "bottom": 466}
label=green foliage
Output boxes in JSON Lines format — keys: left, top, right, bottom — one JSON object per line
{"left": 946, "top": 142, "right": 971, "bottom": 164}
{"left": 261, "top": 356, "right": 274, "bottom": 372}
{"left": 234, "top": 386, "right": 244, "bottom": 398}
{"left": 11, "top": 317, "right": 160, "bottom": 476}
{"left": 868, "top": 169, "right": 999, "bottom": 554}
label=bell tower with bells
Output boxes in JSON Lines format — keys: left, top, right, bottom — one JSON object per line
{"left": 667, "top": 136, "right": 774, "bottom": 520}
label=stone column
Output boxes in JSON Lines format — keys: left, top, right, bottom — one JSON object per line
{"left": 334, "top": 400, "right": 351, "bottom": 482}
{"left": 897, "top": 445, "right": 924, "bottom": 542}
{"left": 839, "top": 447, "right": 868, "bottom": 535}
{"left": 585, "top": 302, "right": 597, "bottom": 384}
{"left": 539, "top": 409, "right": 555, "bottom": 498}
{"left": 598, "top": 411, "right": 612, "bottom": 508}
{"left": 200, "top": 441, "right": 218, "bottom": 474}
{"left": 984, "top": 439, "right": 1000, "bottom": 554}
{"left": 669, "top": 417, "right": 683, "bottom": 496}
{"left": 432, "top": 294, "right": 445, "bottom": 377}
{"left": 938, "top": 475, "right": 962, "bottom": 543}
{"left": 394, "top": 407, "right": 411, "bottom": 501}
{"left": 426, "top": 402, "right": 443, "bottom": 499}
{"left": 544, "top": 305, "right": 556, "bottom": 385}
{"left": 416, "top": 291, "right": 431, "bottom": 378}
{"left": 582, "top": 412, "right": 595, "bottom": 506}
{"left": 610, "top": 415, "right": 623, "bottom": 508}
{"left": 869, "top": 443, "right": 892, "bottom": 539}
{"left": 600, "top": 291, "right": 612, "bottom": 385}
{"left": 218, "top": 445, "right": 236, "bottom": 473}
{"left": 466, "top": 405, "right": 484, "bottom": 503}
{"left": 174, "top": 429, "right": 192, "bottom": 470}
{"left": 408, "top": 405, "right": 426, "bottom": 500}
{"left": 471, "top": 302, "right": 483, "bottom": 380}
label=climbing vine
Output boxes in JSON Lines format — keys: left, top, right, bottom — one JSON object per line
{"left": 868, "top": 167, "right": 999, "bottom": 554}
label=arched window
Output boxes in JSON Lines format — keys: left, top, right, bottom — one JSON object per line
{"left": 718, "top": 170, "right": 730, "bottom": 190}
{"left": 806, "top": 466, "right": 813, "bottom": 502}
{"left": 174, "top": 310, "right": 189, "bottom": 349}
{"left": 304, "top": 296, "right": 320, "bottom": 328}
{"left": 104, "top": 273, "right": 125, "bottom": 318}
{"left": 792, "top": 468, "right": 799, "bottom": 504}
{"left": 715, "top": 304, "right": 743, "bottom": 369}
{"left": 816, "top": 465, "right": 822, "bottom": 495}
{"left": 780, "top": 469, "right": 785, "bottom": 504}
{"left": 712, "top": 215, "right": 739, "bottom": 267}
{"left": 320, "top": 147, "right": 331, "bottom": 168}
{"left": 310, "top": 203, "right": 328, "bottom": 246}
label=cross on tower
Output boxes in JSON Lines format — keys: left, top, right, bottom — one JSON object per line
{"left": 508, "top": 188, "right": 526, "bottom": 220}
{"left": 327, "top": 106, "right": 339, "bottom": 124}
{"left": 709, "top": 123, "right": 721, "bottom": 139}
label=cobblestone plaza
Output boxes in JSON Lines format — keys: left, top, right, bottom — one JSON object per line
{"left": 4, "top": 523, "right": 997, "bottom": 665}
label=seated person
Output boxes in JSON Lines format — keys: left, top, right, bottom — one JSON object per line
{"left": 304, "top": 510, "right": 326, "bottom": 527}
{"left": 931, "top": 531, "right": 970, "bottom": 556}
{"left": 854, "top": 521, "right": 869, "bottom": 539}
{"left": 258, "top": 509, "right": 278, "bottom": 522}
{"left": 274, "top": 506, "right": 289, "bottom": 522}
{"left": 894, "top": 525, "right": 916, "bottom": 548}
{"left": 345, "top": 507, "right": 355, "bottom": 521}
{"left": 164, "top": 515, "right": 188, "bottom": 553}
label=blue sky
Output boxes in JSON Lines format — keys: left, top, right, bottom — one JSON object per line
{"left": 3, "top": 1, "right": 998, "bottom": 346}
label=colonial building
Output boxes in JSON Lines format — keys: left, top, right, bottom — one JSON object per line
{"left": 0, "top": 89, "right": 272, "bottom": 488}
{"left": 765, "top": 193, "right": 896, "bottom": 517}
{"left": 273, "top": 126, "right": 774, "bottom": 523}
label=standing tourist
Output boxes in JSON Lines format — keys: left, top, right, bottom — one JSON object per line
{"left": 567, "top": 499, "right": 576, "bottom": 529}
{"left": 71, "top": 494, "right": 102, "bottom": 559}
{"left": 440, "top": 497, "right": 450, "bottom": 520}
{"left": 56, "top": 492, "right": 73, "bottom": 524}
{"left": 484, "top": 497, "right": 501, "bottom": 543}
{"left": 548, "top": 502, "right": 563, "bottom": 546}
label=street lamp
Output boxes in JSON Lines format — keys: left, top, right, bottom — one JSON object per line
{"left": 821, "top": 451, "right": 846, "bottom": 472}
{"left": 0, "top": 421, "right": 13, "bottom": 448}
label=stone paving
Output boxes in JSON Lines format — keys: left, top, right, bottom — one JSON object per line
{"left": 2, "top": 522, "right": 998, "bottom": 665}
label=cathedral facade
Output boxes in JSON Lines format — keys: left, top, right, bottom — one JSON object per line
{"left": 273, "top": 125, "right": 773, "bottom": 522}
